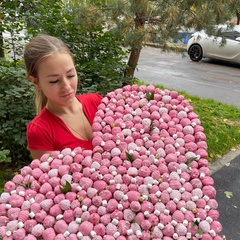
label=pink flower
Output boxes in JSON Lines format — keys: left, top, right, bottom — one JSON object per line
{"left": 12, "top": 228, "right": 26, "bottom": 239}
{"left": 40, "top": 199, "right": 53, "bottom": 212}
{"left": 63, "top": 209, "right": 75, "bottom": 223}
{"left": 129, "top": 201, "right": 140, "bottom": 212}
{"left": 24, "top": 219, "right": 37, "bottom": 233}
{"left": 106, "top": 222, "right": 117, "bottom": 235}
{"left": 0, "top": 216, "right": 9, "bottom": 227}
{"left": 4, "top": 181, "right": 16, "bottom": 192}
{"left": 162, "top": 222, "right": 175, "bottom": 236}
{"left": 123, "top": 209, "right": 136, "bottom": 222}
{"left": 30, "top": 159, "right": 41, "bottom": 169}
{"left": 54, "top": 220, "right": 68, "bottom": 234}
{"left": 202, "top": 186, "right": 217, "bottom": 199}
{"left": 49, "top": 204, "right": 62, "bottom": 217}
{"left": 31, "top": 223, "right": 45, "bottom": 237}
{"left": 152, "top": 226, "right": 163, "bottom": 238}
{"left": 21, "top": 166, "right": 32, "bottom": 176}
{"left": 43, "top": 215, "right": 55, "bottom": 228}
{"left": 42, "top": 227, "right": 56, "bottom": 240}
{"left": 172, "top": 210, "right": 185, "bottom": 223}
{"left": 117, "top": 220, "right": 130, "bottom": 235}
{"left": 210, "top": 220, "right": 222, "bottom": 234}
{"left": 39, "top": 182, "right": 52, "bottom": 195}
{"left": 78, "top": 221, "right": 94, "bottom": 236}
{"left": 31, "top": 168, "right": 44, "bottom": 179}
{"left": 106, "top": 199, "right": 118, "bottom": 213}
{"left": 94, "top": 223, "right": 106, "bottom": 236}
{"left": 49, "top": 159, "right": 62, "bottom": 170}
{"left": 35, "top": 210, "right": 47, "bottom": 223}
{"left": 8, "top": 194, "right": 24, "bottom": 208}
{"left": 79, "top": 177, "right": 93, "bottom": 190}
{"left": 58, "top": 199, "right": 71, "bottom": 211}
{"left": 7, "top": 208, "right": 20, "bottom": 221}
{"left": 138, "top": 166, "right": 151, "bottom": 177}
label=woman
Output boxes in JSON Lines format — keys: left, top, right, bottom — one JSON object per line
{"left": 24, "top": 34, "right": 102, "bottom": 159}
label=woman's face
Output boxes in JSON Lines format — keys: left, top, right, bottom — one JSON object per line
{"left": 32, "top": 51, "right": 78, "bottom": 107}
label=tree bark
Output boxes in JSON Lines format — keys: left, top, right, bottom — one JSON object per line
{"left": 125, "top": 12, "right": 146, "bottom": 78}
{"left": 126, "top": 48, "right": 141, "bottom": 76}
{"left": 0, "top": 20, "right": 4, "bottom": 58}
{"left": 237, "top": 12, "right": 240, "bottom": 25}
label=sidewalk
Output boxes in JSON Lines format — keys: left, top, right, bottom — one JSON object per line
{"left": 210, "top": 147, "right": 240, "bottom": 240}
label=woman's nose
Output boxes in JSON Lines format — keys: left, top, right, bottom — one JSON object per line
{"left": 61, "top": 77, "right": 71, "bottom": 89}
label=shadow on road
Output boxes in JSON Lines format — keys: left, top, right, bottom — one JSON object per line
{"left": 200, "top": 58, "right": 240, "bottom": 69}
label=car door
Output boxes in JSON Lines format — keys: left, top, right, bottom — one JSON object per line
{"left": 209, "top": 31, "right": 240, "bottom": 61}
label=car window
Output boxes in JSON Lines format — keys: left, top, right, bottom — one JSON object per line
{"left": 220, "top": 31, "right": 240, "bottom": 40}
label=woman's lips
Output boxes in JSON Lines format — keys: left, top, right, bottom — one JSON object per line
{"left": 62, "top": 92, "right": 72, "bottom": 97}
{"left": 61, "top": 92, "right": 73, "bottom": 99}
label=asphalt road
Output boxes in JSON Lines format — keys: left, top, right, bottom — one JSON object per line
{"left": 134, "top": 46, "right": 240, "bottom": 108}
{"left": 211, "top": 155, "right": 240, "bottom": 240}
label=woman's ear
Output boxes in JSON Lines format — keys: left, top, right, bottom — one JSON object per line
{"left": 29, "top": 76, "right": 41, "bottom": 89}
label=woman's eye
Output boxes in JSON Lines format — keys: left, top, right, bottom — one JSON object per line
{"left": 68, "top": 74, "right": 76, "bottom": 78}
{"left": 49, "top": 80, "right": 58, "bottom": 84}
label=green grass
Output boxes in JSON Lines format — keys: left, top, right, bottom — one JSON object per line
{"left": 1, "top": 83, "right": 240, "bottom": 193}
{"left": 184, "top": 94, "right": 240, "bottom": 161}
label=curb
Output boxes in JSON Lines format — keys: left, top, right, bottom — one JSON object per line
{"left": 145, "top": 43, "right": 187, "bottom": 52}
{"left": 209, "top": 146, "right": 240, "bottom": 175}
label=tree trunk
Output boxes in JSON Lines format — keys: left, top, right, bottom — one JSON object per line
{"left": 126, "top": 48, "right": 141, "bottom": 76}
{"left": 0, "top": 20, "right": 4, "bottom": 58}
{"left": 237, "top": 12, "right": 240, "bottom": 25}
{"left": 125, "top": 11, "right": 146, "bottom": 79}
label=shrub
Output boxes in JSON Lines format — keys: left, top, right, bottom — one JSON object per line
{"left": 0, "top": 59, "right": 35, "bottom": 163}
{"left": 0, "top": 149, "right": 11, "bottom": 164}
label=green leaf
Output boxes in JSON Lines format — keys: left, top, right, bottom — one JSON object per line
{"left": 224, "top": 191, "right": 233, "bottom": 199}
{"left": 150, "top": 121, "right": 155, "bottom": 132}
{"left": 192, "top": 219, "right": 200, "bottom": 226}
{"left": 60, "top": 181, "right": 72, "bottom": 194}
{"left": 146, "top": 90, "right": 154, "bottom": 101}
{"left": 126, "top": 152, "right": 134, "bottom": 162}
{"left": 197, "top": 229, "right": 203, "bottom": 236}
{"left": 186, "top": 156, "right": 198, "bottom": 165}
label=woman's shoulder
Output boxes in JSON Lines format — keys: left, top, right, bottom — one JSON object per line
{"left": 28, "top": 108, "right": 54, "bottom": 127}
{"left": 77, "top": 93, "right": 103, "bottom": 104}
{"left": 27, "top": 108, "right": 55, "bottom": 151}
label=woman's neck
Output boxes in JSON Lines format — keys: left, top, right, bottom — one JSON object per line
{"left": 46, "top": 97, "right": 80, "bottom": 116}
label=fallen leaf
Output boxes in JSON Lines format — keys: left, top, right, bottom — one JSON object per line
{"left": 224, "top": 191, "right": 233, "bottom": 198}
{"left": 225, "top": 163, "right": 230, "bottom": 167}
{"left": 233, "top": 205, "right": 238, "bottom": 209}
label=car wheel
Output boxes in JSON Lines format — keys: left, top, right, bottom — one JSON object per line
{"left": 188, "top": 44, "right": 203, "bottom": 62}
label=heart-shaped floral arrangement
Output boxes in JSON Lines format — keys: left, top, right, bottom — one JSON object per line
{"left": 0, "top": 85, "right": 223, "bottom": 240}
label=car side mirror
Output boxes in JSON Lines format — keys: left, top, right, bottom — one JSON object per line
{"left": 235, "top": 37, "right": 240, "bottom": 41}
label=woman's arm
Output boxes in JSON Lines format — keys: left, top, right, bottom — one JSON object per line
{"left": 30, "top": 150, "right": 53, "bottom": 160}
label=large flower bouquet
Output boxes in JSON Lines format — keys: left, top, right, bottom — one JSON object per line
{"left": 0, "top": 85, "right": 223, "bottom": 240}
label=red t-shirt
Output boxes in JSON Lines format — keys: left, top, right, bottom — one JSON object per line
{"left": 27, "top": 93, "right": 102, "bottom": 151}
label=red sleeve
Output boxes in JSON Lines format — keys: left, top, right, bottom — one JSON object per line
{"left": 27, "top": 121, "right": 55, "bottom": 151}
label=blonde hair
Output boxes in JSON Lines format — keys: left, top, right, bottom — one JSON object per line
{"left": 24, "top": 34, "right": 73, "bottom": 114}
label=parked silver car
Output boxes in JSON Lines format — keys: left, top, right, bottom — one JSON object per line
{"left": 187, "top": 25, "right": 240, "bottom": 63}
